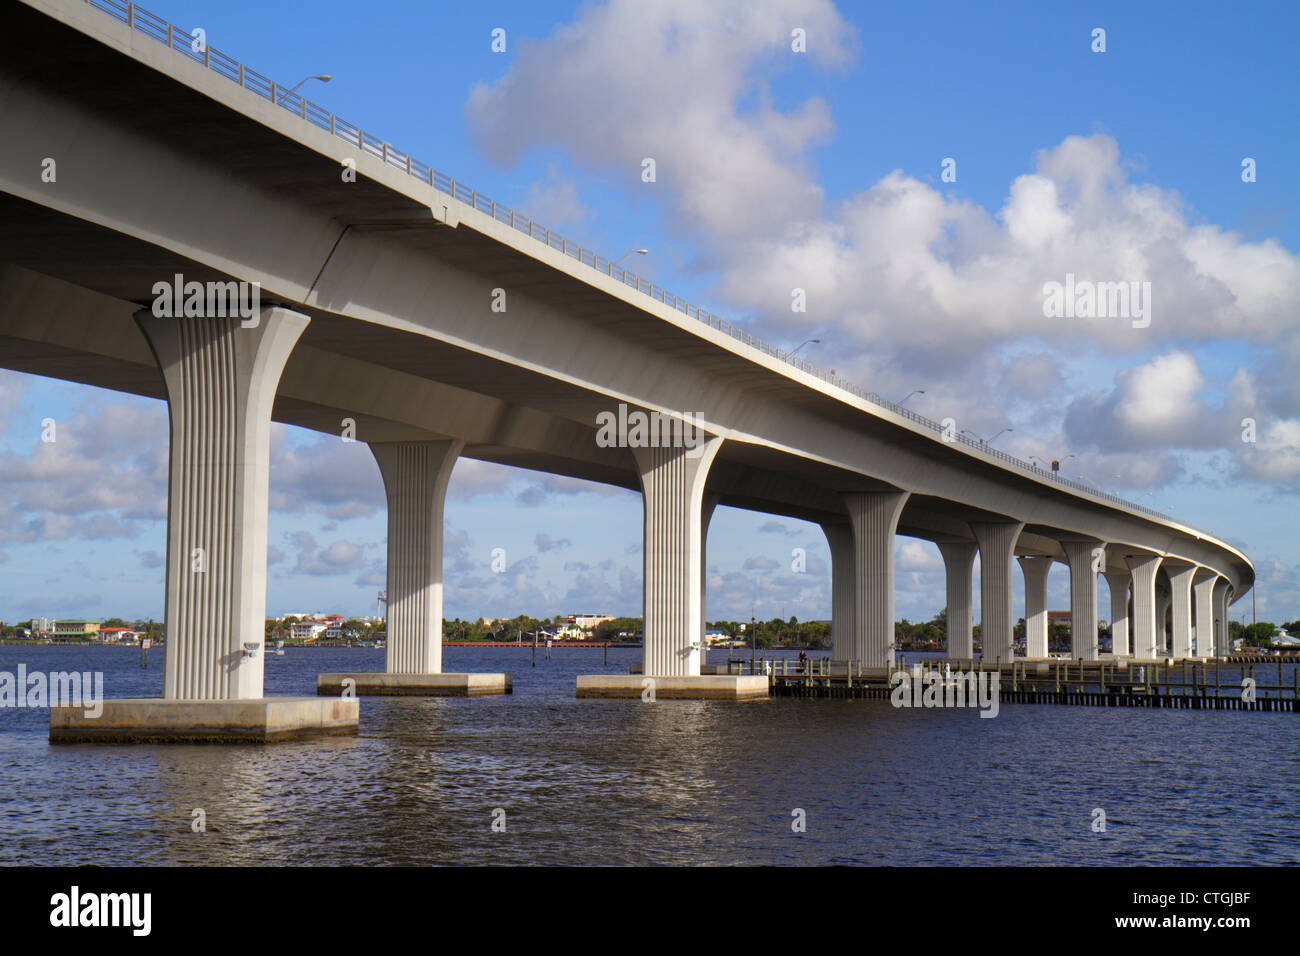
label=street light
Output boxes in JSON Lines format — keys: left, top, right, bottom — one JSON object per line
{"left": 897, "top": 389, "right": 926, "bottom": 406}
{"left": 279, "top": 74, "right": 331, "bottom": 103}
{"left": 960, "top": 427, "right": 1013, "bottom": 447}
{"left": 1051, "top": 453, "right": 1077, "bottom": 473}
{"left": 614, "top": 248, "right": 649, "bottom": 268}
{"left": 789, "top": 337, "right": 820, "bottom": 358}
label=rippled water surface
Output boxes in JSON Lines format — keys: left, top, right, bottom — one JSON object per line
{"left": 2, "top": 645, "right": 1298, "bottom": 865}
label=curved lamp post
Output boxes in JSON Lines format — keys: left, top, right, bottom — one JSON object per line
{"left": 614, "top": 248, "right": 649, "bottom": 268}
{"left": 960, "top": 427, "right": 1013, "bottom": 447}
{"left": 789, "top": 338, "right": 820, "bottom": 359}
{"left": 278, "top": 74, "right": 331, "bottom": 104}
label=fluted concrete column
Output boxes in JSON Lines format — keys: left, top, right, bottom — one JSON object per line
{"left": 1212, "top": 579, "right": 1232, "bottom": 657}
{"left": 844, "top": 491, "right": 910, "bottom": 667}
{"left": 1156, "top": 589, "right": 1172, "bottom": 656}
{"left": 939, "top": 541, "right": 976, "bottom": 659}
{"left": 370, "top": 439, "right": 464, "bottom": 675}
{"left": 1061, "top": 539, "right": 1103, "bottom": 660}
{"left": 972, "top": 521, "right": 1024, "bottom": 664}
{"left": 1019, "top": 555, "right": 1053, "bottom": 659}
{"left": 135, "top": 305, "right": 309, "bottom": 700}
{"left": 821, "top": 523, "right": 856, "bottom": 660}
{"left": 634, "top": 438, "right": 723, "bottom": 677}
{"left": 1103, "top": 569, "right": 1131, "bottom": 657}
{"left": 1192, "top": 570, "right": 1217, "bottom": 658}
{"left": 1166, "top": 562, "right": 1196, "bottom": 660}
{"left": 1129, "top": 555, "right": 1162, "bottom": 659}
{"left": 700, "top": 493, "right": 720, "bottom": 666}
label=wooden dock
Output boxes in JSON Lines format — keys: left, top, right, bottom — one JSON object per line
{"left": 723, "top": 657, "right": 1300, "bottom": 711}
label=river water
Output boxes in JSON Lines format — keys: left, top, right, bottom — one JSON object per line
{"left": 2, "top": 645, "right": 1297, "bottom": 865}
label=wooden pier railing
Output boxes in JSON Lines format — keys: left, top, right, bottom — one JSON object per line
{"left": 724, "top": 657, "right": 1299, "bottom": 711}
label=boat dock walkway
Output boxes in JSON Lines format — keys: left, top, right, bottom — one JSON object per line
{"left": 719, "top": 657, "right": 1299, "bottom": 711}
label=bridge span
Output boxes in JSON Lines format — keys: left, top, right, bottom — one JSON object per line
{"left": 0, "top": 0, "right": 1251, "bottom": 738}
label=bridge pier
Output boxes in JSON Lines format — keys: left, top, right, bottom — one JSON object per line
{"left": 1166, "top": 561, "right": 1197, "bottom": 660}
{"left": 577, "top": 437, "right": 765, "bottom": 699}
{"left": 822, "top": 523, "right": 857, "bottom": 661}
{"left": 317, "top": 439, "right": 510, "bottom": 697}
{"left": 845, "top": 491, "right": 910, "bottom": 668}
{"left": 940, "top": 541, "right": 976, "bottom": 659}
{"left": 1156, "top": 587, "right": 1172, "bottom": 657}
{"left": 1192, "top": 570, "right": 1217, "bottom": 658}
{"left": 973, "top": 521, "right": 1024, "bottom": 665}
{"left": 52, "top": 306, "right": 358, "bottom": 742}
{"left": 700, "top": 493, "right": 719, "bottom": 669}
{"left": 1018, "top": 555, "right": 1052, "bottom": 659}
{"left": 1212, "top": 579, "right": 1232, "bottom": 657}
{"left": 1061, "top": 538, "right": 1104, "bottom": 660}
{"left": 1103, "top": 568, "right": 1131, "bottom": 657}
{"left": 1129, "top": 554, "right": 1162, "bottom": 659}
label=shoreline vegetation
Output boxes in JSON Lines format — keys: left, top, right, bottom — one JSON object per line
{"left": 3, "top": 612, "right": 1296, "bottom": 653}
{"left": 5, "top": 639, "right": 1298, "bottom": 658}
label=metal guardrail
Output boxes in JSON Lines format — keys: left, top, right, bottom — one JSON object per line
{"left": 76, "top": 0, "right": 1181, "bottom": 523}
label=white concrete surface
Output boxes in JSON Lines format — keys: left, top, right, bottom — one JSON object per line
{"left": 50, "top": 696, "right": 359, "bottom": 743}
{"left": 317, "top": 673, "right": 511, "bottom": 696}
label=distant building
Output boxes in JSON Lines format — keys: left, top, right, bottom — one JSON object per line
{"left": 53, "top": 620, "right": 100, "bottom": 640}
{"left": 97, "top": 626, "right": 138, "bottom": 643}
{"left": 570, "top": 613, "right": 613, "bottom": 630}
{"left": 32, "top": 617, "right": 55, "bottom": 635}
{"left": 289, "top": 621, "right": 329, "bottom": 641}
{"left": 1047, "top": 611, "right": 1071, "bottom": 626}
{"left": 560, "top": 613, "right": 613, "bottom": 639}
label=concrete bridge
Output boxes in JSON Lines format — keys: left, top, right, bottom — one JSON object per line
{"left": 1, "top": 0, "right": 1252, "bottom": 739}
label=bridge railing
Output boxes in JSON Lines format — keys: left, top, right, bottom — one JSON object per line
{"left": 78, "top": 0, "right": 1177, "bottom": 524}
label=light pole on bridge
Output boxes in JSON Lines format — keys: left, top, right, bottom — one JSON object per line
{"left": 278, "top": 74, "right": 331, "bottom": 104}
{"left": 960, "top": 427, "right": 1013, "bottom": 448}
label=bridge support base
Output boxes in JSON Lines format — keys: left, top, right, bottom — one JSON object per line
{"left": 50, "top": 697, "right": 358, "bottom": 744}
{"left": 575, "top": 675, "right": 768, "bottom": 700}
{"left": 317, "top": 673, "right": 511, "bottom": 696}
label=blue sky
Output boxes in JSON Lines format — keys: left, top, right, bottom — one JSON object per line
{"left": 2, "top": 0, "right": 1298, "bottom": 627}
